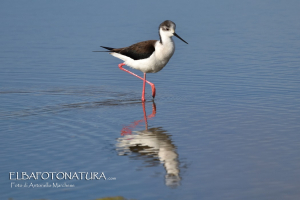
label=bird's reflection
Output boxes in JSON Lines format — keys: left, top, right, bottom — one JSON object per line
{"left": 116, "top": 102, "right": 181, "bottom": 188}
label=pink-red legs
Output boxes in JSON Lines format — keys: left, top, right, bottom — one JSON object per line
{"left": 118, "top": 63, "right": 156, "bottom": 102}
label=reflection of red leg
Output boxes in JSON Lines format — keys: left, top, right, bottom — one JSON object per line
{"left": 120, "top": 101, "right": 156, "bottom": 136}
{"left": 142, "top": 102, "right": 148, "bottom": 129}
{"left": 120, "top": 118, "right": 144, "bottom": 136}
{"left": 142, "top": 101, "right": 157, "bottom": 129}
{"left": 147, "top": 101, "right": 156, "bottom": 118}
{"left": 118, "top": 63, "right": 156, "bottom": 98}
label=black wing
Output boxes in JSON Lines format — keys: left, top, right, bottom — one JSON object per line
{"left": 101, "top": 40, "right": 156, "bottom": 60}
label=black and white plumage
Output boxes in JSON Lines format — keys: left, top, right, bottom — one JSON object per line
{"left": 95, "top": 20, "right": 188, "bottom": 73}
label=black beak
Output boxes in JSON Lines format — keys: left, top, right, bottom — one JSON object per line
{"left": 174, "top": 33, "right": 188, "bottom": 44}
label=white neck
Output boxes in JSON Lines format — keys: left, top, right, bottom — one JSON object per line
{"left": 159, "top": 30, "right": 174, "bottom": 45}
{"left": 155, "top": 34, "right": 175, "bottom": 65}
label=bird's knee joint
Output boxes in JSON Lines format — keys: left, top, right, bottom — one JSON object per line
{"left": 118, "top": 63, "right": 125, "bottom": 69}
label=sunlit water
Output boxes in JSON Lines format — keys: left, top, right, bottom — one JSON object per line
{"left": 1, "top": 1, "right": 300, "bottom": 200}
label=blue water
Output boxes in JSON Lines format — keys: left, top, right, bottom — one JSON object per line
{"left": 1, "top": 1, "right": 300, "bottom": 200}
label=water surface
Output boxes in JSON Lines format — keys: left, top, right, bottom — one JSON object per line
{"left": 1, "top": 1, "right": 300, "bottom": 199}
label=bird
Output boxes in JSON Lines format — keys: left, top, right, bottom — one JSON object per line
{"left": 94, "top": 20, "right": 188, "bottom": 102}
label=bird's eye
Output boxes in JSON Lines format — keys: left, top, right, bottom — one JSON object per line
{"left": 166, "top": 28, "right": 169, "bottom": 31}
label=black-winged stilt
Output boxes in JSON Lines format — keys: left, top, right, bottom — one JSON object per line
{"left": 94, "top": 20, "right": 188, "bottom": 102}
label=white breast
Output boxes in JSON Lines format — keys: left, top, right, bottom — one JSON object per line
{"left": 152, "top": 40, "right": 175, "bottom": 72}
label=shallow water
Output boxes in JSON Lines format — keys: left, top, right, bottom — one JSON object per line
{"left": 1, "top": 1, "right": 300, "bottom": 200}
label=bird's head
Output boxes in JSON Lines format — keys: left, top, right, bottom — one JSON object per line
{"left": 159, "top": 20, "right": 188, "bottom": 44}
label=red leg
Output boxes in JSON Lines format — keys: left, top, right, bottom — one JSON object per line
{"left": 142, "top": 73, "right": 146, "bottom": 102}
{"left": 118, "top": 63, "right": 156, "bottom": 98}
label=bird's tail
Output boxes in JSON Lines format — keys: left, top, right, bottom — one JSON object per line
{"left": 93, "top": 46, "right": 115, "bottom": 52}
